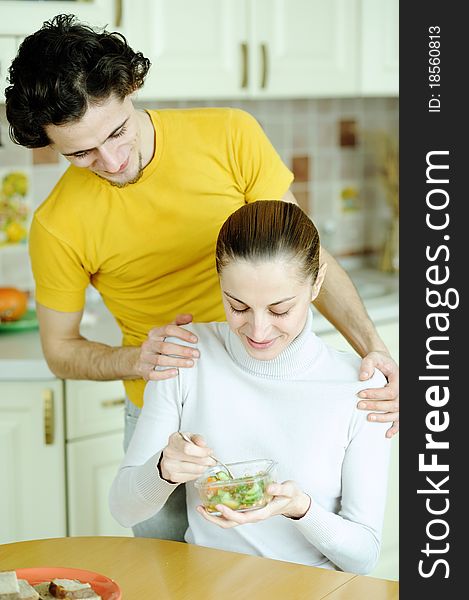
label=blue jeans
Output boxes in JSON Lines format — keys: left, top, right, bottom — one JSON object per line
{"left": 124, "top": 398, "right": 188, "bottom": 541}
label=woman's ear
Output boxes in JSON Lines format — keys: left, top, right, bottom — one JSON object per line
{"left": 311, "top": 263, "right": 327, "bottom": 302}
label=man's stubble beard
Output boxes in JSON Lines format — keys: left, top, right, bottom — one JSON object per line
{"left": 96, "top": 152, "right": 144, "bottom": 188}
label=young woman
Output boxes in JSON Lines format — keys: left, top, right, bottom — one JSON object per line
{"left": 109, "top": 201, "right": 391, "bottom": 574}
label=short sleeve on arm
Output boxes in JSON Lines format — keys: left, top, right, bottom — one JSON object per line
{"left": 28, "top": 216, "right": 90, "bottom": 312}
{"left": 229, "top": 109, "right": 294, "bottom": 202}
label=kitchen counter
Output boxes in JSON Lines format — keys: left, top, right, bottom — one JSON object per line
{"left": 0, "top": 301, "right": 122, "bottom": 380}
{"left": 0, "top": 268, "right": 398, "bottom": 381}
{"left": 313, "top": 267, "right": 399, "bottom": 332}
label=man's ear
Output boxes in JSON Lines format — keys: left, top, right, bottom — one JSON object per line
{"left": 311, "top": 263, "right": 328, "bottom": 302}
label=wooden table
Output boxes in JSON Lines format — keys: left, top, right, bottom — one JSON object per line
{"left": 0, "top": 536, "right": 398, "bottom": 599}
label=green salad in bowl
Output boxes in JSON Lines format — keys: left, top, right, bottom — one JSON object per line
{"left": 194, "top": 459, "right": 276, "bottom": 515}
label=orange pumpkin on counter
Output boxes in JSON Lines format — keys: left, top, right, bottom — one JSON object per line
{"left": 0, "top": 287, "right": 28, "bottom": 322}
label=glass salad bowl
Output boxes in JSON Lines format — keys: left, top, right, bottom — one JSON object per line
{"left": 194, "top": 459, "right": 277, "bottom": 515}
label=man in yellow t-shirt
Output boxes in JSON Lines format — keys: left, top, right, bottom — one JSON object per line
{"left": 5, "top": 15, "right": 399, "bottom": 542}
{"left": 28, "top": 105, "right": 293, "bottom": 410}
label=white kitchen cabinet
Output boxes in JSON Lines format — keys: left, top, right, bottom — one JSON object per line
{"left": 249, "top": 0, "right": 358, "bottom": 98}
{"left": 0, "top": 380, "right": 66, "bottom": 544}
{"left": 0, "top": 378, "right": 131, "bottom": 540}
{"left": 319, "top": 318, "right": 399, "bottom": 581}
{"left": 65, "top": 380, "right": 132, "bottom": 537}
{"left": 0, "top": 0, "right": 119, "bottom": 36}
{"left": 65, "top": 378, "right": 126, "bottom": 440}
{"left": 67, "top": 431, "right": 132, "bottom": 537}
{"left": 129, "top": 0, "right": 359, "bottom": 101}
{"left": 126, "top": 0, "right": 399, "bottom": 100}
{"left": 126, "top": 0, "right": 248, "bottom": 100}
{"left": 360, "top": 0, "right": 399, "bottom": 95}
{"left": 1, "top": 0, "right": 398, "bottom": 101}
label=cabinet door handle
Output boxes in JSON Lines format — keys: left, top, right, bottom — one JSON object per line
{"left": 43, "top": 388, "right": 54, "bottom": 445}
{"left": 115, "top": 0, "right": 123, "bottom": 27}
{"left": 260, "top": 43, "right": 269, "bottom": 89}
{"left": 101, "top": 398, "right": 126, "bottom": 409}
{"left": 240, "top": 42, "right": 249, "bottom": 89}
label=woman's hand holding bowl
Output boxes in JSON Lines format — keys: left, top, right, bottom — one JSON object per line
{"left": 197, "top": 480, "right": 311, "bottom": 528}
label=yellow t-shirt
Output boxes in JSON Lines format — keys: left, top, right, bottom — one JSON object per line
{"left": 29, "top": 108, "right": 293, "bottom": 406}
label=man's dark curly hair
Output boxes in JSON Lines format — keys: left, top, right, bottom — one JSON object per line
{"left": 5, "top": 14, "right": 151, "bottom": 148}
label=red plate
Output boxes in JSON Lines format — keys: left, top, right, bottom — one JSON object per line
{"left": 15, "top": 567, "right": 121, "bottom": 600}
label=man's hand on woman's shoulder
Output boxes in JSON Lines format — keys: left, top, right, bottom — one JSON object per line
{"left": 357, "top": 351, "right": 399, "bottom": 438}
{"left": 136, "top": 313, "right": 200, "bottom": 381}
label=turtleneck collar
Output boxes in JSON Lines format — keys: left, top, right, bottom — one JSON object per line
{"left": 225, "top": 308, "right": 321, "bottom": 379}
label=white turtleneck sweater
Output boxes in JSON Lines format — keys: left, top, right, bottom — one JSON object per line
{"left": 109, "top": 310, "right": 391, "bottom": 574}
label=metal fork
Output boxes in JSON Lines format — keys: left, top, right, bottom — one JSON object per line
{"left": 178, "top": 431, "right": 234, "bottom": 479}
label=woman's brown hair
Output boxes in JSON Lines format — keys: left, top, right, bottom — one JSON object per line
{"left": 216, "top": 201, "right": 320, "bottom": 282}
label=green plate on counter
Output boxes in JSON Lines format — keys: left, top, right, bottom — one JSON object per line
{"left": 0, "top": 309, "right": 39, "bottom": 332}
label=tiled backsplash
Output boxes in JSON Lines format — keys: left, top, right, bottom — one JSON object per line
{"left": 0, "top": 97, "right": 398, "bottom": 287}
{"left": 142, "top": 97, "right": 398, "bottom": 258}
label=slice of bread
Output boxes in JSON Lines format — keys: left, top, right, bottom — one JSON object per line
{"left": 32, "top": 582, "right": 54, "bottom": 600}
{"left": 32, "top": 583, "right": 53, "bottom": 600}
{"left": 18, "top": 581, "right": 39, "bottom": 600}
{"left": 47, "top": 580, "right": 100, "bottom": 600}
{"left": 0, "top": 571, "right": 20, "bottom": 599}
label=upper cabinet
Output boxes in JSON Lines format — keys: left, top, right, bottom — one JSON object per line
{"left": 0, "top": 0, "right": 398, "bottom": 102}
{"left": 129, "top": 0, "right": 398, "bottom": 100}
{"left": 360, "top": 0, "right": 399, "bottom": 95}
{"left": 128, "top": 0, "right": 359, "bottom": 100}
{"left": 248, "top": 0, "right": 359, "bottom": 98}
{"left": 123, "top": 0, "right": 248, "bottom": 100}
{"left": 0, "top": 0, "right": 118, "bottom": 35}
